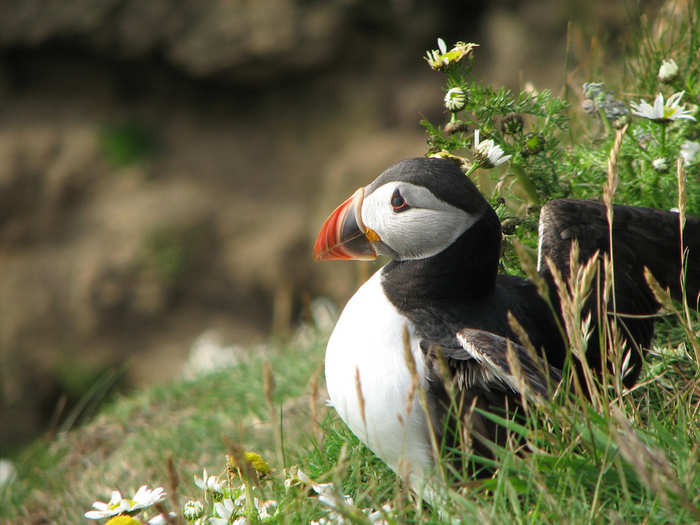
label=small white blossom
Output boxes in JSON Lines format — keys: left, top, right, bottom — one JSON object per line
{"left": 132, "top": 485, "right": 167, "bottom": 511}
{"left": 85, "top": 485, "right": 167, "bottom": 520}
{"left": 85, "top": 490, "right": 132, "bottom": 519}
{"left": 0, "top": 459, "right": 17, "bottom": 488}
{"left": 473, "top": 129, "right": 511, "bottom": 168}
{"left": 210, "top": 498, "right": 237, "bottom": 525}
{"left": 630, "top": 91, "right": 696, "bottom": 122}
{"left": 194, "top": 468, "right": 223, "bottom": 494}
{"left": 444, "top": 87, "right": 467, "bottom": 112}
{"left": 425, "top": 38, "right": 478, "bottom": 71}
{"left": 681, "top": 140, "right": 700, "bottom": 166}
{"left": 652, "top": 157, "right": 668, "bottom": 172}
{"left": 183, "top": 500, "right": 205, "bottom": 521}
{"left": 658, "top": 58, "right": 679, "bottom": 82}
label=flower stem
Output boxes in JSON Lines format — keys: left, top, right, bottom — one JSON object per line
{"left": 510, "top": 164, "right": 540, "bottom": 205}
{"left": 464, "top": 163, "right": 479, "bottom": 177}
{"left": 598, "top": 107, "right": 613, "bottom": 136}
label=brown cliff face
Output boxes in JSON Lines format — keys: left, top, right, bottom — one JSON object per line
{"left": 0, "top": 0, "right": 635, "bottom": 453}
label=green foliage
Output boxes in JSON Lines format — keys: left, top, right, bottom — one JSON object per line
{"left": 99, "top": 121, "right": 158, "bottom": 167}
{"left": 420, "top": 11, "right": 699, "bottom": 278}
{"left": 422, "top": 7, "right": 700, "bottom": 220}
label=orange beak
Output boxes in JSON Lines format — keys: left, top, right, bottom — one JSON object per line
{"left": 313, "top": 188, "right": 377, "bottom": 261}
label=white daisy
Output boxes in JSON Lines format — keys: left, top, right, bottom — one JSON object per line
{"left": 444, "top": 87, "right": 467, "bottom": 112}
{"left": 473, "top": 129, "right": 512, "bottom": 168}
{"left": 210, "top": 498, "right": 238, "bottom": 525}
{"left": 680, "top": 140, "right": 700, "bottom": 166}
{"left": 630, "top": 91, "right": 696, "bottom": 122}
{"left": 131, "top": 485, "right": 166, "bottom": 511}
{"left": 424, "top": 38, "right": 478, "bottom": 71}
{"left": 85, "top": 490, "right": 133, "bottom": 519}
{"left": 194, "top": 468, "right": 224, "bottom": 494}
{"left": 658, "top": 58, "right": 679, "bottom": 82}
{"left": 85, "top": 485, "right": 167, "bottom": 520}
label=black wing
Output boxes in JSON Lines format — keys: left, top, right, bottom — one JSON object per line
{"left": 538, "top": 199, "right": 700, "bottom": 383}
{"left": 421, "top": 329, "right": 561, "bottom": 475}
{"left": 455, "top": 328, "right": 561, "bottom": 398}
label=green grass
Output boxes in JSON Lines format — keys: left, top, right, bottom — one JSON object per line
{"left": 2, "top": 316, "right": 698, "bottom": 523}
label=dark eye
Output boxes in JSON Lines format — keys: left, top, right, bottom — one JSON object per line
{"left": 391, "top": 188, "right": 409, "bottom": 212}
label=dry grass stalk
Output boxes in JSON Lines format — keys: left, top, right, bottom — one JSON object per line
{"left": 262, "top": 361, "right": 275, "bottom": 412}
{"left": 400, "top": 324, "right": 444, "bottom": 482}
{"left": 395, "top": 458, "right": 412, "bottom": 512}
{"left": 611, "top": 407, "right": 700, "bottom": 521}
{"left": 505, "top": 339, "right": 529, "bottom": 413}
{"left": 154, "top": 501, "right": 179, "bottom": 525}
{"left": 644, "top": 267, "right": 675, "bottom": 311}
{"left": 675, "top": 158, "right": 700, "bottom": 362}
{"left": 262, "top": 360, "right": 283, "bottom": 463}
{"left": 309, "top": 370, "right": 321, "bottom": 442}
{"left": 512, "top": 238, "right": 549, "bottom": 301}
{"left": 402, "top": 324, "right": 419, "bottom": 419}
{"left": 148, "top": 457, "right": 181, "bottom": 525}
{"left": 677, "top": 158, "right": 687, "bottom": 233}
{"left": 606, "top": 321, "right": 631, "bottom": 399}
{"left": 602, "top": 124, "right": 627, "bottom": 219}
{"left": 545, "top": 247, "right": 598, "bottom": 358}
{"left": 507, "top": 312, "right": 558, "bottom": 399}
{"left": 166, "top": 456, "right": 180, "bottom": 521}
{"left": 354, "top": 366, "right": 367, "bottom": 432}
{"left": 603, "top": 124, "right": 628, "bottom": 319}
{"left": 546, "top": 247, "right": 601, "bottom": 405}
{"left": 461, "top": 397, "right": 478, "bottom": 459}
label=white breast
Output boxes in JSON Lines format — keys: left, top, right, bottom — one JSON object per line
{"left": 325, "top": 268, "right": 435, "bottom": 483}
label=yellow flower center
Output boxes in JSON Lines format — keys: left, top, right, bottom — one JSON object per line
{"left": 244, "top": 451, "right": 271, "bottom": 475}
{"left": 109, "top": 498, "right": 136, "bottom": 510}
{"left": 105, "top": 515, "right": 143, "bottom": 525}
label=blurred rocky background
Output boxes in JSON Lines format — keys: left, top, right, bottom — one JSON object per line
{"left": 0, "top": 0, "right": 656, "bottom": 454}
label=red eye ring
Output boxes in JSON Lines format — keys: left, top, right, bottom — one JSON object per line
{"left": 391, "top": 188, "right": 409, "bottom": 212}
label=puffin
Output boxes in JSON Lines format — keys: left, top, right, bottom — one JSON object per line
{"left": 313, "top": 157, "right": 700, "bottom": 494}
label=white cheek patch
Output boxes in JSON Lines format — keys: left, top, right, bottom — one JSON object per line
{"left": 362, "top": 181, "right": 480, "bottom": 260}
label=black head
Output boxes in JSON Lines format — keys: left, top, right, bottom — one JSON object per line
{"left": 362, "top": 157, "right": 502, "bottom": 304}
